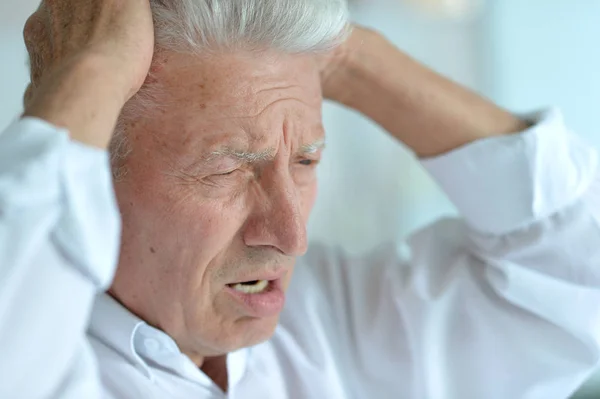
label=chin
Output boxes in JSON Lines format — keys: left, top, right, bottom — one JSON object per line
{"left": 231, "top": 314, "right": 281, "bottom": 350}
{"left": 183, "top": 315, "right": 281, "bottom": 359}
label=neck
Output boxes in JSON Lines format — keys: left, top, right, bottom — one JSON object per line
{"left": 200, "top": 355, "right": 229, "bottom": 392}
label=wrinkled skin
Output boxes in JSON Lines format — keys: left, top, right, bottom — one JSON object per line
{"left": 111, "top": 51, "right": 324, "bottom": 365}
{"left": 23, "top": 0, "right": 154, "bottom": 106}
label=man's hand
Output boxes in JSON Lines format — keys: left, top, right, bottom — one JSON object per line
{"left": 23, "top": 0, "right": 154, "bottom": 149}
{"left": 318, "top": 25, "right": 528, "bottom": 158}
{"left": 318, "top": 25, "right": 372, "bottom": 104}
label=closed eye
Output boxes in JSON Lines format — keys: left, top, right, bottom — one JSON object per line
{"left": 299, "top": 159, "right": 318, "bottom": 166}
{"left": 215, "top": 169, "right": 238, "bottom": 176}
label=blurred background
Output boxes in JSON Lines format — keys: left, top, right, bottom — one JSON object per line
{"left": 1, "top": 0, "right": 599, "bottom": 397}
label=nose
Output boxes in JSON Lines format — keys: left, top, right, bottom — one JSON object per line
{"left": 243, "top": 176, "right": 308, "bottom": 257}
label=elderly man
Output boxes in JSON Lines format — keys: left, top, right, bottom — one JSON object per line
{"left": 1, "top": 0, "right": 599, "bottom": 398}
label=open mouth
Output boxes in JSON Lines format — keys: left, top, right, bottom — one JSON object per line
{"left": 224, "top": 277, "right": 285, "bottom": 317}
{"left": 227, "top": 280, "right": 271, "bottom": 294}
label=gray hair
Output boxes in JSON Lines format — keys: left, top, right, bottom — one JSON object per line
{"left": 153, "top": 0, "right": 349, "bottom": 53}
{"left": 110, "top": 0, "right": 350, "bottom": 177}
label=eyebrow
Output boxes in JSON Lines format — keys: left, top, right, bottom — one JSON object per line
{"left": 300, "top": 138, "right": 326, "bottom": 155}
{"left": 209, "top": 138, "right": 326, "bottom": 163}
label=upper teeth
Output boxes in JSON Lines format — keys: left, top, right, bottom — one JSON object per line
{"left": 232, "top": 280, "right": 269, "bottom": 294}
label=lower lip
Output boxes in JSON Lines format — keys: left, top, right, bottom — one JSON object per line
{"left": 225, "top": 280, "right": 285, "bottom": 318}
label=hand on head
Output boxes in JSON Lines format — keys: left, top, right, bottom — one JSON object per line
{"left": 316, "top": 25, "right": 375, "bottom": 103}
{"left": 23, "top": 0, "right": 155, "bottom": 107}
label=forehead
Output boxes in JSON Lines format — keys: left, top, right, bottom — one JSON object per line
{"left": 152, "top": 51, "right": 321, "bottom": 120}
{"left": 134, "top": 51, "right": 324, "bottom": 157}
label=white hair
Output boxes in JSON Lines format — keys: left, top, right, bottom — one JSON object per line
{"left": 152, "top": 0, "right": 349, "bottom": 53}
{"left": 110, "top": 0, "right": 349, "bottom": 177}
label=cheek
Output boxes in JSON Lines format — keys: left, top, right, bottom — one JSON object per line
{"left": 119, "top": 171, "right": 248, "bottom": 268}
{"left": 301, "top": 181, "right": 318, "bottom": 220}
{"left": 159, "top": 190, "right": 246, "bottom": 252}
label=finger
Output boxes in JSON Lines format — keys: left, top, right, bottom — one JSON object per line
{"left": 35, "top": 0, "right": 51, "bottom": 21}
{"left": 28, "top": 51, "right": 46, "bottom": 87}
{"left": 23, "top": 83, "right": 35, "bottom": 109}
{"left": 23, "top": 12, "right": 42, "bottom": 54}
{"left": 23, "top": 12, "right": 49, "bottom": 85}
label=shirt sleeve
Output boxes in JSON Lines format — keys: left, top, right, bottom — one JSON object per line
{"left": 411, "top": 108, "right": 600, "bottom": 398}
{"left": 0, "top": 118, "right": 121, "bottom": 398}
{"left": 296, "top": 108, "right": 600, "bottom": 399}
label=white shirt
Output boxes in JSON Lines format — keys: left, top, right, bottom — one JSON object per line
{"left": 1, "top": 109, "right": 599, "bottom": 399}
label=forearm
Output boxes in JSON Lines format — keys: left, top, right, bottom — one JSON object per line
{"left": 23, "top": 54, "right": 129, "bottom": 150}
{"left": 330, "top": 29, "right": 528, "bottom": 158}
{"left": 0, "top": 117, "right": 120, "bottom": 397}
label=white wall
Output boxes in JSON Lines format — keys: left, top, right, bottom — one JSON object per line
{"left": 484, "top": 0, "right": 600, "bottom": 147}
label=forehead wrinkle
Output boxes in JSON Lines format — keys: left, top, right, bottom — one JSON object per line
{"left": 247, "top": 97, "right": 316, "bottom": 120}
{"left": 254, "top": 84, "right": 301, "bottom": 95}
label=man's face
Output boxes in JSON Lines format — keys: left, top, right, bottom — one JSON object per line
{"left": 111, "top": 51, "right": 323, "bottom": 361}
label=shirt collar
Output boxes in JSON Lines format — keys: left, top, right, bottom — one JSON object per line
{"left": 88, "top": 293, "right": 250, "bottom": 387}
{"left": 88, "top": 293, "right": 154, "bottom": 380}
